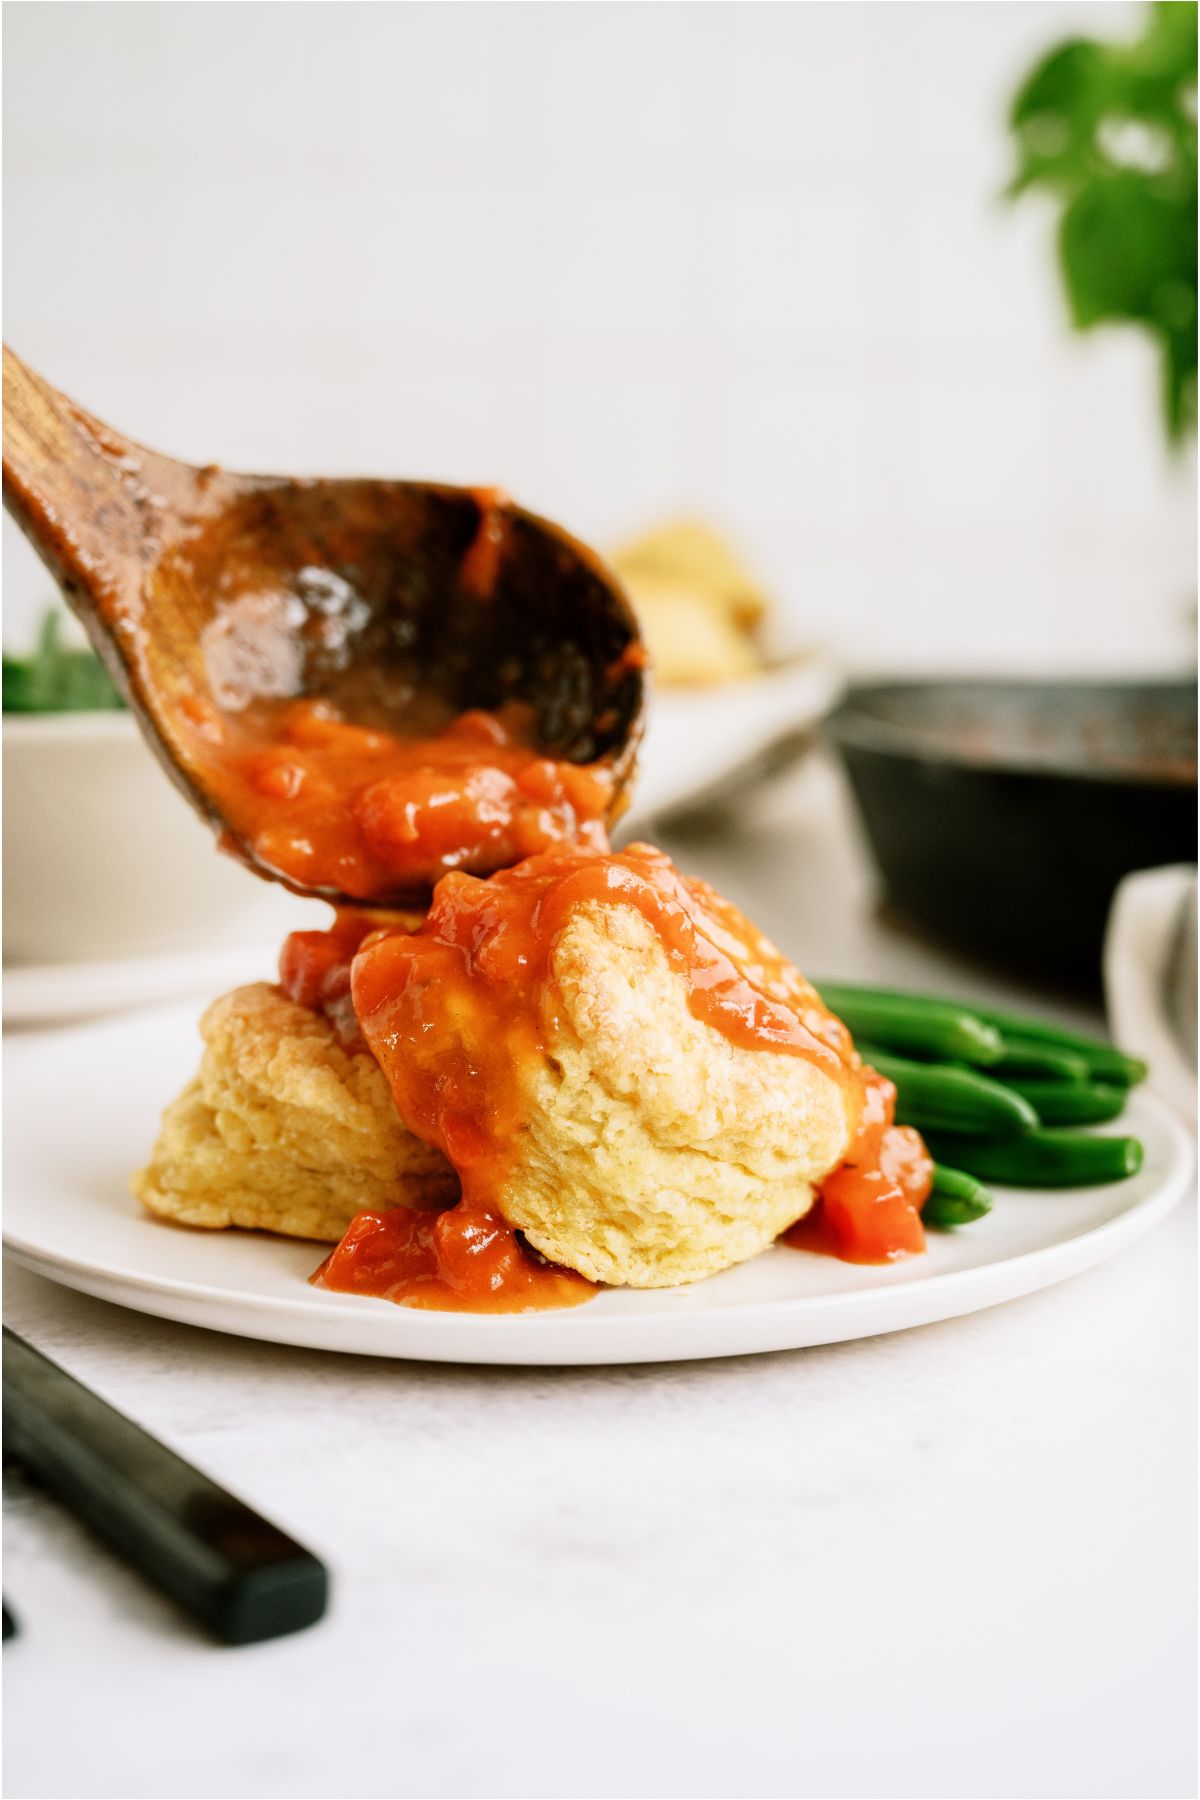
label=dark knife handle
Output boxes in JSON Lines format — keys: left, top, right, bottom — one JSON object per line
{"left": 3, "top": 1327, "right": 328, "bottom": 1644}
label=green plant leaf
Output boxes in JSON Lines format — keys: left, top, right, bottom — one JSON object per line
{"left": 1060, "top": 171, "right": 1190, "bottom": 326}
{"left": 1007, "top": 0, "right": 1198, "bottom": 444}
{"left": 1009, "top": 40, "right": 1110, "bottom": 193}
{"left": 2, "top": 611, "right": 127, "bottom": 713}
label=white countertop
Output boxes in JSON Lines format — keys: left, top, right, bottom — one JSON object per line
{"left": 4, "top": 758, "right": 1196, "bottom": 1800}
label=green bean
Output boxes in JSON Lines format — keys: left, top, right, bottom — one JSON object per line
{"left": 923, "top": 1164, "right": 994, "bottom": 1229}
{"left": 816, "top": 985, "right": 1003, "bottom": 1065}
{"left": 991, "top": 1036, "right": 1091, "bottom": 1082}
{"left": 920, "top": 1129, "right": 1144, "bottom": 1188}
{"left": 859, "top": 1044, "right": 1037, "bottom": 1137}
{"left": 1002, "top": 1079, "right": 1128, "bottom": 1126}
{"left": 967, "top": 1006, "right": 1147, "bottom": 1088}
{"left": 814, "top": 982, "right": 1147, "bottom": 1086}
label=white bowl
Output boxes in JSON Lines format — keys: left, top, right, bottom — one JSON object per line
{"left": 3, "top": 713, "right": 310, "bottom": 968}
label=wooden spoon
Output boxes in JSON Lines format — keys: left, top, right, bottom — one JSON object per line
{"left": 2, "top": 346, "right": 646, "bottom": 905}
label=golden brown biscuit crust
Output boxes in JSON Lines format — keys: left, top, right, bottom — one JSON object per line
{"left": 132, "top": 982, "right": 457, "bottom": 1241}
{"left": 493, "top": 901, "right": 852, "bottom": 1285}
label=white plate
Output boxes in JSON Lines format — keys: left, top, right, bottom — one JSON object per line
{"left": 4, "top": 1001, "right": 1192, "bottom": 1365}
{"left": 624, "top": 653, "right": 842, "bottom": 827}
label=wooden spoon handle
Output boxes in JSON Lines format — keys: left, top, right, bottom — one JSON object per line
{"left": 2, "top": 345, "right": 187, "bottom": 623}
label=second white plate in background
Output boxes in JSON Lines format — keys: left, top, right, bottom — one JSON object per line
{"left": 626, "top": 652, "right": 841, "bottom": 828}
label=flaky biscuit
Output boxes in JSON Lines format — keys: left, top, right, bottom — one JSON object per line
{"left": 609, "top": 520, "right": 768, "bottom": 686}
{"left": 610, "top": 519, "right": 769, "bottom": 627}
{"left": 443, "top": 901, "right": 853, "bottom": 1286}
{"left": 132, "top": 982, "right": 457, "bottom": 1241}
{"left": 618, "top": 573, "right": 761, "bottom": 686}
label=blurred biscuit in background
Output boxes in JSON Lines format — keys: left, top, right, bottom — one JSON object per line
{"left": 610, "top": 520, "right": 769, "bottom": 686}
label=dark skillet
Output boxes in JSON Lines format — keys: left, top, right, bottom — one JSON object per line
{"left": 825, "top": 679, "right": 1198, "bottom": 990}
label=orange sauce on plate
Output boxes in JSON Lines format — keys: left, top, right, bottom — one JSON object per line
{"left": 311, "top": 1202, "right": 594, "bottom": 1313}
{"left": 786, "top": 1066, "right": 932, "bottom": 1263}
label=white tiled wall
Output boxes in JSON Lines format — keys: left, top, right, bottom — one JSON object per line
{"left": 4, "top": 1, "right": 1195, "bottom": 673}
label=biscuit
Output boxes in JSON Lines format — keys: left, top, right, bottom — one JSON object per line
{"left": 132, "top": 982, "right": 457, "bottom": 1241}
{"left": 611, "top": 519, "right": 769, "bottom": 627}
{"left": 376, "top": 897, "right": 854, "bottom": 1287}
{"left": 618, "top": 572, "right": 761, "bottom": 686}
{"left": 609, "top": 519, "right": 768, "bottom": 686}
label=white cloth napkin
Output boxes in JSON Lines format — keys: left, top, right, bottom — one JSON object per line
{"left": 1104, "top": 864, "right": 1197, "bottom": 1125}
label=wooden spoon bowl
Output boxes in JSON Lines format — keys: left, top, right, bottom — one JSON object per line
{"left": 3, "top": 347, "right": 646, "bottom": 905}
